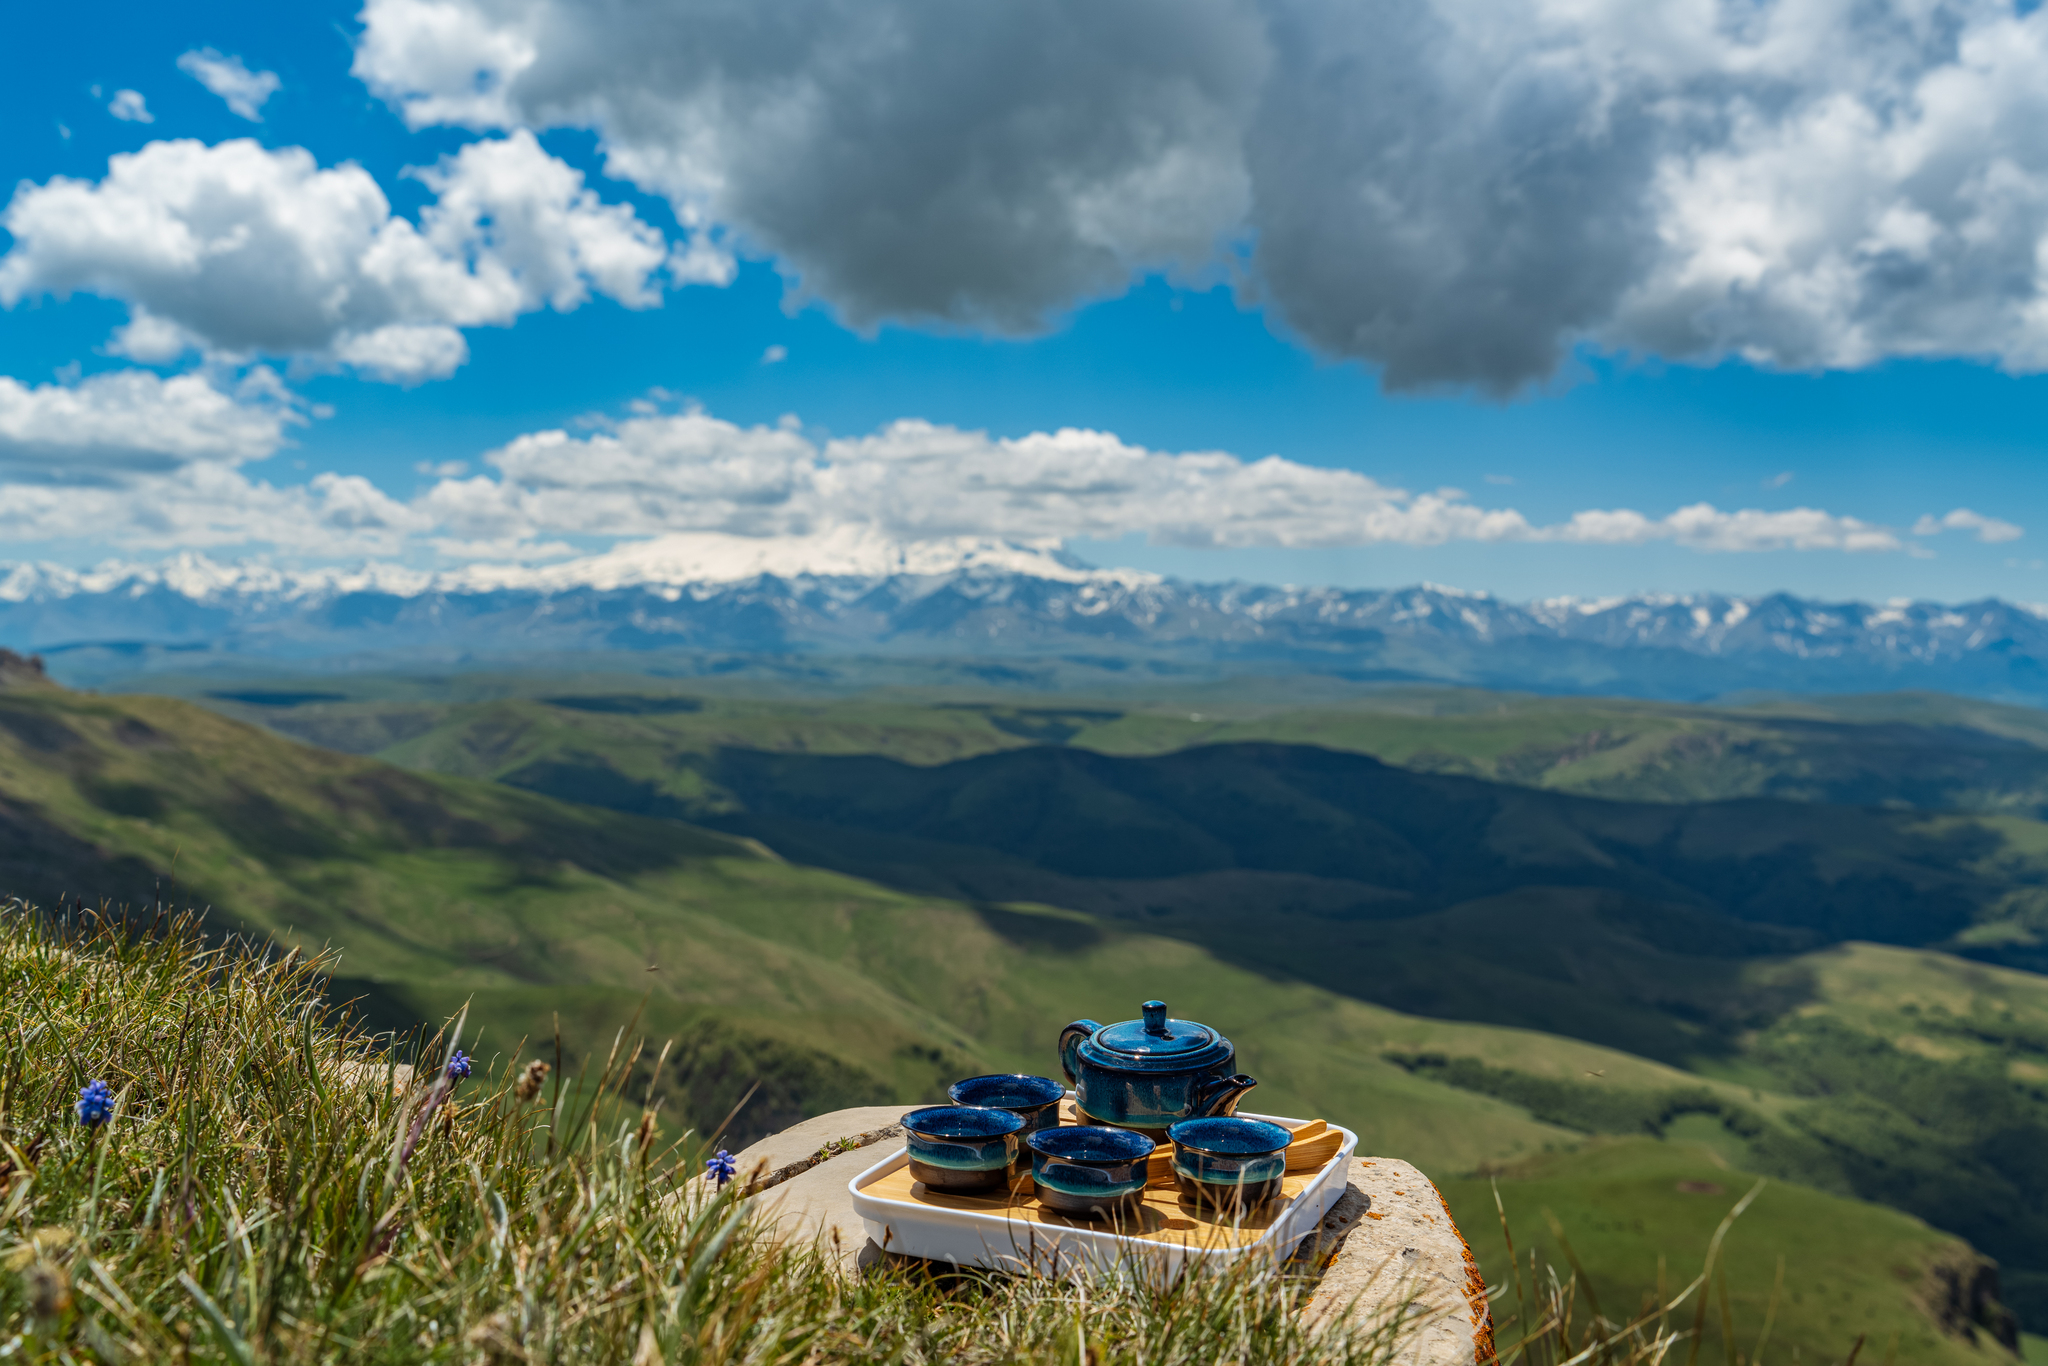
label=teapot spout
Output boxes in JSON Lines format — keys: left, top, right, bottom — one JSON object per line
{"left": 1190, "top": 1073, "right": 1258, "bottom": 1118}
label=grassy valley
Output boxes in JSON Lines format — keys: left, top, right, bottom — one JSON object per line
{"left": 184, "top": 673, "right": 2048, "bottom": 815}
{"left": 0, "top": 671, "right": 1639, "bottom": 1164}
{"left": 14, "top": 667, "right": 2048, "bottom": 1352}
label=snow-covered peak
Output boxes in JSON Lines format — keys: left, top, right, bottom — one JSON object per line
{"left": 0, "top": 532, "right": 1161, "bottom": 604}
{"left": 436, "top": 529, "right": 1161, "bottom": 592}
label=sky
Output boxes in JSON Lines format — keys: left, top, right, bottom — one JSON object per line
{"left": 4, "top": 0, "right": 2048, "bottom": 603}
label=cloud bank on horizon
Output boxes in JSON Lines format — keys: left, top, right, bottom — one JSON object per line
{"left": 435, "top": 410, "right": 1950, "bottom": 558}
{"left": 0, "top": 388, "right": 2014, "bottom": 563}
{"left": 0, "top": 0, "right": 2044, "bottom": 576}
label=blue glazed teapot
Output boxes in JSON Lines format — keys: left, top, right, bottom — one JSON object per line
{"left": 1059, "top": 1000, "right": 1257, "bottom": 1132}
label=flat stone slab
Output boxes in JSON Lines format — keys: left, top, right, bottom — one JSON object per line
{"left": 728, "top": 1107, "right": 1490, "bottom": 1363}
{"left": 722, "top": 1105, "right": 907, "bottom": 1196}
{"left": 1299, "top": 1157, "right": 1492, "bottom": 1366}
{"left": 748, "top": 1142, "right": 905, "bottom": 1272}
{"left": 719, "top": 1105, "right": 908, "bottom": 1272}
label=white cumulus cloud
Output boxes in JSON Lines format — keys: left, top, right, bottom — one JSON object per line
{"left": 352, "top": 0, "right": 2048, "bottom": 391}
{"left": 409, "top": 406, "right": 1941, "bottom": 560}
{"left": 107, "top": 90, "right": 153, "bottom": 123}
{"left": 0, "top": 367, "right": 299, "bottom": 482}
{"left": 0, "top": 464, "right": 429, "bottom": 556}
{"left": 0, "top": 365, "right": 426, "bottom": 555}
{"left": 419, "top": 410, "right": 1536, "bottom": 549}
{"left": 177, "top": 49, "right": 282, "bottom": 120}
{"left": 0, "top": 132, "right": 683, "bottom": 382}
{"left": 1553, "top": 504, "right": 1901, "bottom": 553}
{"left": 1914, "top": 507, "right": 2025, "bottom": 543}
{"left": 0, "top": 390, "right": 1993, "bottom": 564}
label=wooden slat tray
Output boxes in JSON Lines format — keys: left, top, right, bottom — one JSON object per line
{"left": 860, "top": 1161, "right": 1321, "bottom": 1247}
{"left": 849, "top": 1108, "right": 1357, "bottom": 1275}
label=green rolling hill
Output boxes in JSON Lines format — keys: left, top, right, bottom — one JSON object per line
{"left": 8, "top": 666, "right": 2048, "bottom": 1352}
{"left": 347, "top": 700, "right": 2048, "bottom": 1320}
{"left": 0, "top": 670, "right": 1640, "bottom": 1161}
{"left": 187, "top": 672, "right": 2048, "bottom": 815}
{"left": 241, "top": 684, "right": 2048, "bottom": 975}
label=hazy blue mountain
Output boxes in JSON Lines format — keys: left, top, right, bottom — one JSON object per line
{"left": 5, "top": 545, "right": 2048, "bottom": 702}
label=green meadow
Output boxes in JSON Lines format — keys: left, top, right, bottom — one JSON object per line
{"left": 9, "top": 668, "right": 2048, "bottom": 1355}
{"left": 193, "top": 672, "right": 2048, "bottom": 816}
{"left": 1442, "top": 1138, "right": 2003, "bottom": 1366}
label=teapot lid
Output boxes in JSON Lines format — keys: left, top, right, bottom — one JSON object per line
{"left": 1093, "top": 1000, "right": 1223, "bottom": 1059}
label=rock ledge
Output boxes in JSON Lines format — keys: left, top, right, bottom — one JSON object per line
{"left": 727, "top": 1108, "right": 1489, "bottom": 1365}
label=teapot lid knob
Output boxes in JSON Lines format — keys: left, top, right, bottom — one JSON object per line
{"left": 1142, "top": 1000, "right": 1169, "bottom": 1036}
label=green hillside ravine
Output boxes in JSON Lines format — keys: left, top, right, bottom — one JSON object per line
{"left": 301, "top": 683, "right": 2048, "bottom": 1330}
{"left": 4, "top": 676, "right": 2046, "bottom": 1352}
{"left": 196, "top": 675, "right": 2048, "bottom": 816}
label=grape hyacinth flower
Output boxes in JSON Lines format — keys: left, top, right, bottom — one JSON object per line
{"left": 75, "top": 1080, "right": 113, "bottom": 1127}
{"left": 706, "top": 1149, "right": 737, "bottom": 1188}
{"left": 446, "top": 1050, "right": 472, "bottom": 1081}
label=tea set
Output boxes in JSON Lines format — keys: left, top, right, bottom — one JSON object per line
{"left": 899, "top": 998, "right": 1291, "bottom": 1220}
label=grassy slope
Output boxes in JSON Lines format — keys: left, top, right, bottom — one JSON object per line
{"left": 1441, "top": 1138, "right": 2002, "bottom": 1366}
{"left": 18, "top": 679, "right": 2048, "bottom": 1352}
{"left": 28, "top": 679, "right": 2029, "bottom": 1126}
{"left": 203, "top": 678, "right": 2048, "bottom": 815}
{"left": 0, "top": 680, "right": 1623, "bottom": 1164}
{"left": 322, "top": 689, "right": 2048, "bottom": 994}
{"left": 4, "top": 909, "right": 2000, "bottom": 1366}
{"left": 0, "top": 909, "right": 1393, "bottom": 1366}
{"left": 1072, "top": 689, "right": 2048, "bottom": 812}
{"left": 295, "top": 686, "right": 2048, "bottom": 1326}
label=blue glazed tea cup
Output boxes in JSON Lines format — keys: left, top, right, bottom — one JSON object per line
{"left": 901, "top": 1105, "right": 1023, "bottom": 1192}
{"left": 1167, "top": 1116, "right": 1292, "bottom": 1215}
{"left": 1026, "top": 1124, "right": 1156, "bottom": 1219}
{"left": 949, "top": 1073, "right": 1064, "bottom": 1168}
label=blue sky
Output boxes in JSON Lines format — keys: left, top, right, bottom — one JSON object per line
{"left": 4, "top": 0, "right": 2048, "bottom": 602}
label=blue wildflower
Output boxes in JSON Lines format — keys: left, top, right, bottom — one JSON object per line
{"left": 76, "top": 1079, "right": 113, "bottom": 1127}
{"left": 446, "top": 1050, "right": 472, "bottom": 1081}
{"left": 706, "top": 1149, "right": 737, "bottom": 1188}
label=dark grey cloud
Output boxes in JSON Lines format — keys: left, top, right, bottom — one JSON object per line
{"left": 1245, "top": 0, "right": 1663, "bottom": 391}
{"left": 361, "top": 0, "right": 1265, "bottom": 334}
{"left": 355, "top": 0, "right": 2048, "bottom": 390}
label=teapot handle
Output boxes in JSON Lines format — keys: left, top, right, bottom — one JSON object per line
{"left": 1058, "top": 1019, "right": 1102, "bottom": 1086}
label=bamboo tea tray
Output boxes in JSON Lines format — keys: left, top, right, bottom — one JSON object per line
{"left": 849, "top": 1105, "right": 1357, "bottom": 1276}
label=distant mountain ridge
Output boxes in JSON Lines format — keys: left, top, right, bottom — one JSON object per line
{"left": 5, "top": 535, "right": 2048, "bottom": 701}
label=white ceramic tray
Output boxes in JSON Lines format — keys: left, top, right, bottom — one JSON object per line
{"left": 848, "top": 1111, "right": 1357, "bottom": 1277}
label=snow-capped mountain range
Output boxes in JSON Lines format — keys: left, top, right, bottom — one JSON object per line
{"left": 0, "top": 530, "right": 1140, "bottom": 601}
{"left": 5, "top": 533, "right": 2048, "bottom": 702}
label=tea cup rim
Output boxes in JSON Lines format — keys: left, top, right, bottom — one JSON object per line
{"left": 1026, "top": 1125, "right": 1156, "bottom": 1161}
{"left": 946, "top": 1073, "right": 1066, "bottom": 1108}
{"left": 1165, "top": 1116, "right": 1293, "bottom": 1157}
{"left": 903, "top": 1104, "right": 1025, "bottom": 1140}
